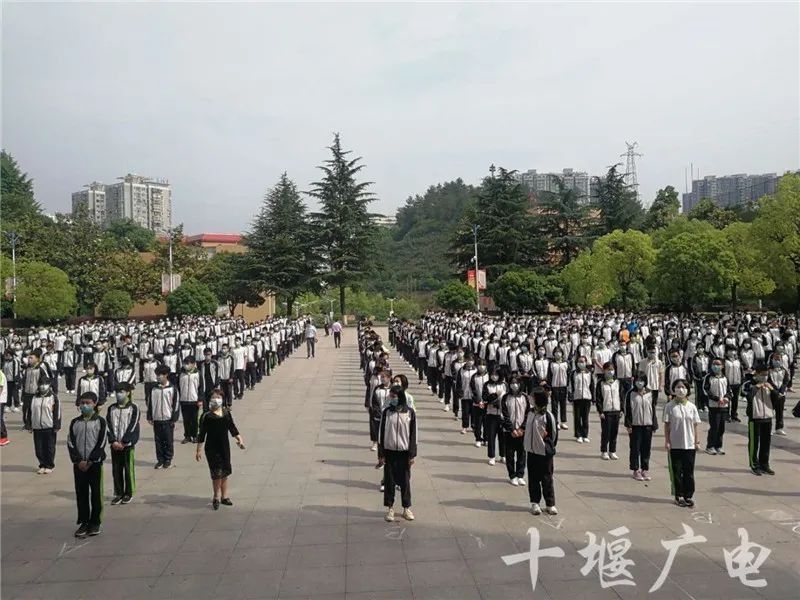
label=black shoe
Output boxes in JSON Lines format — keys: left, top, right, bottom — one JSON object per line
{"left": 181, "top": 438, "right": 190, "bottom": 445}
{"left": 121, "top": 495, "right": 133, "bottom": 504}
{"left": 191, "top": 437, "right": 198, "bottom": 443}
{"left": 111, "top": 496, "right": 123, "bottom": 505}
{"left": 221, "top": 498, "right": 233, "bottom": 506}
{"left": 163, "top": 461, "right": 173, "bottom": 469}
{"left": 154, "top": 462, "right": 164, "bottom": 469}
{"left": 762, "top": 467, "right": 775, "bottom": 475}
{"left": 750, "top": 466, "right": 763, "bottom": 476}
{"left": 87, "top": 524, "right": 102, "bottom": 536}
{"left": 675, "top": 497, "right": 687, "bottom": 507}
{"left": 731, "top": 416, "right": 741, "bottom": 422}
{"left": 212, "top": 499, "right": 220, "bottom": 510}
{"left": 74, "top": 524, "right": 89, "bottom": 538}
{"left": 684, "top": 498, "right": 695, "bottom": 508}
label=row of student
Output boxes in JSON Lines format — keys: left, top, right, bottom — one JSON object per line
{"left": 384, "top": 315, "right": 792, "bottom": 512}
{"left": 0, "top": 315, "right": 314, "bottom": 447}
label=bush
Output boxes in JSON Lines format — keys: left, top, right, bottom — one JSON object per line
{"left": 98, "top": 290, "right": 134, "bottom": 318}
{"left": 15, "top": 261, "right": 77, "bottom": 322}
{"left": 166, "top": 278, "right": 219, "bottom": 316}
{"left": 489, "top": 270, "right": 552, "bottom": 312}
{"left": 435, "top": 281, "right": 477, "bottom": 311}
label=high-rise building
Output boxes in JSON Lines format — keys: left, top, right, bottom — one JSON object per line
{"left": 71, "top": 182, "right": 107, "bottom": 224}
{"left": 517, "top": 168, "right": 597, "bottom": 204}
{"left": 72, "top": 174, "right": 172, "bottom": 233}
{"left": 681, "top": 173, "right": 778, "bottom": 213}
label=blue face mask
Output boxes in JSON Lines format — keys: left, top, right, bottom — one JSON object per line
{"left": 80, "top": 404, "right": 94, "bottom": 416}
{"left": 389, "top": 398, "right": 399, "bottom": 407}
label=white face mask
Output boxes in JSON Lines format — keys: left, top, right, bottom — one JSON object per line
{"left": 674, "top": 387, "right": 688, "bottom": 398}
{"left": 210, "top": 397, "right": 223, "bottom": 409}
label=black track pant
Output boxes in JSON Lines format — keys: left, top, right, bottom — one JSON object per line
{"left": 774, "top": 395, "right": 786, "bottom": 431}
{"left": 33, "top": 428, "right": 56, "bottom": 468}
{"left": 471, "top": 405, "right": 485, "bottom": 442}
{"left": 551, "top": 387, "right": 567, "bottom": 423}
{"left": 748, "top": 419, "right": 772, "bottom": 470}
{"left": 426, "top": 366, "right": 438, "bottom": 393}
{"left": 668, "top": 448, "right": 696, "bottom": 499}
{"left": 600, "top": 412, "right": 620, "bottom": 453}
{"left": 527, "top": 453, "right": 555, "bottom": 506}
{"left": 484, "top": 414, "right": 506, "bottom": 459}
{"left": 111, "top": 446, "right": 136, "bottom": 497}
{"left": 63, "top": 367, "right": 77, "bottom": 392}
{"left": 220, "top": 380, "right": 233, "bottom": 407}
{"left": 383, "top": 449, "right": 411, "bottom": 508}
{"left": 443, "top": 377, "right": 454, "bottom": 405}
{"left": 505, "top": 434, "right": 525, "bottom": 479}
{"left": 153, "top": 421, "right": 174, "bottom": 463}
{"left": 234, "top": 370, "right": 245, "bottom": 397}
{"left": 706, "top": 407, "right": 727, "bottom": 450}
{"left": 628, "top": 426, "right": 653, "bottom": 471}
{"left": 573, "top": 399, "right": 591, "bottom": 439}
{"left": 74, "top": 462, "right": 103, "bottom": 526}
{"left": 180, "top": 403, "right": 199, "bottom": 441}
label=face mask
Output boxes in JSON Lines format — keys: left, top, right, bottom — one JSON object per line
{"left": 604, "top": 371, "right": 615, "bottom": 380}
{"left": 389, "top": 398, "right": 399, "bottom": 407}
{"left": 80, "top": 404, "right": 94, "bottom": 416}
{"left": 465, "top": 362, "right": 474, "bottom": 369}
{"left": 510, "top": 383, "right": 520, "bottom": 393}
{"left": 554, "top": 353, "right": 562, "bottom": 361}
{"left": 675, "top": 387, "right": 688, "bottom": 399}
{"left": 210, "top": 397, "right": 223, "bottom": 409}
{"left": 711, "top": 364, "right": 722, "bottom": 374}
{"left": 754, "top": 375, "right": 767, "bottom": 383}
{"left": 535, "top": 403, "right": 547, "bottom": 413}
{"left": 670, "top": 357, "right": 679, "bottom": 365}
{"left": 618, "top": 346, "right": 627, "bottom": 353}
{"left": 86, "top": 369, "right": 95, "bottom": 376}
{"left": 772, "top": 360, "right": 782, "bottom": 368}
{"left": 577, "top": 361, "right": 587, "bottom": 369}
{"left": 635, "top": 381, "right": 645, "bottom": 390}
{"left": 38, "top": 385, "right": 51, "bottom": 395}
{"left": 477, "top": 366, "right": 486, "bottom": 374}
{"left": 490, "top": 374, "right": 499, "bottom": 382}
{"left": 537, "top": 350, "right": 545, "bottom": 357}
{"left": 116, "top": 392, "right": 129, "bottom": 405}
{"left": 743, "top": 344, "right": 751, "bottom": 349}
{"left": 648, "top": 352, "right": 657, "bottom": 359}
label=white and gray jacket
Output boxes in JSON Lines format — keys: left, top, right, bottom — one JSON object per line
{"left": 68, "top": 414, "right": 107, "bottom": 463}
{"left": 378, "top": 405, "right": 417, "bottom": 458}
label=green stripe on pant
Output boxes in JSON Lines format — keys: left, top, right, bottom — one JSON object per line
{"left": 128, "top": 447, "right": 136, "bottom": 495}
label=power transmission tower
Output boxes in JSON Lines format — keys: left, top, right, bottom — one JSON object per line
{"left": 620, "top": 141, "right": 642, "bottom": 203}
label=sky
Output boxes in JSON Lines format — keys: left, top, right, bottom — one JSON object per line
{"left": 3, "top": 1, "right": 799, "bottom": 234}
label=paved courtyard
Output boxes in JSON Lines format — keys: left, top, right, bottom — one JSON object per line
{"left": 2, "top": 327, "right": 799, "bottom": 600}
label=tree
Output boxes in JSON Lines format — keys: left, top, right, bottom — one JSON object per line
{"left": 592, "top": 230, "right": 657, "bottom": 309}
{"left": 451, "top": 166, "right": 541, "bottom": 279}
{"left": 489, "top": 270, "right": 554, "bottom": 312}
{"left": 532, "top": 178, "right": 599, "bottom": 268}
{"left": 435, "top": 281, "right": 477, "bottom": 311}
{"left": 166, "top": 278, "right": 219, "bottom": 316}
{"left": 750, "top": 173, "right": 800, "bottom": 308}
{"left": 98, "top": 290, "right": 134, "bottom": 318}
{"left": 559, "top": 249, "right": 615, "bottom": 307}
{"left": 247, "top": 172, "right": 319, "bottom": 315}
{"left": 107, "top": 219, "right": 156, "bottom": 251}
{"left": 15, "top": 261, "right": 77, "bottom": 322}
{"left": 1, "top": 150, "right": 42, "bottom": 223}
{"left": 642, "top": 186, "right": 680, "bottom": 231}
{"left": 152, "top": 224, "right": 206, "bottom": 282}
{"left": 307, "top": 134, "right": 377, "bottom": 317}
{"left": 594, "top": 164, "right": 643, "bottom": 234}
{"left": 198, "top": 252, "right": 264, "bottom": 315}
{"left": 687, "top": 198, "right": 739, "bottom": 229}
{"left": 96, "top": 251, "right": 160, "bottom": 303}
{"left": 650, "top": 215, "right": 717, "bottom": 249}
{"left": 722, "top": 222, "right": 775, "bottom": 308}
{"left": 652, "top": 232, "right": 737, "bottom": 310}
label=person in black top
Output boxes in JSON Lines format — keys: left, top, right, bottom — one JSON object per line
{"left": 195, "top": 388, "right": 244, "bottom": 510}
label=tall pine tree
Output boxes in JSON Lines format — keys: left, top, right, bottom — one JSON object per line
{"left": 307, "top": 134, "right": 376, "bottom": 317}
{"left": 246, "top": 172, "right": 318, "bottom": 316}
{"left": 595, "top": 164, "right": 643, "bottom": 233}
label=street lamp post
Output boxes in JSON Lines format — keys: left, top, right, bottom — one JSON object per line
{"left": 167, "top": 228, "right": 174, "bottom": 293}
{"left": 387, "top": 297, "right": 396, "bottom": 315}
{"left": 4, "top": 232, "right": 20, "bottom": 319}
{"left": 472, "top": 224, "right": 480, "bottom": 312}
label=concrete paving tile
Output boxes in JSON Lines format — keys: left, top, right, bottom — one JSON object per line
{"left": 346, "top": 562, "right": 411, "bottom": 593}
{"left": 408, "top": 558, "right": 473, "bottom": 588}
{"left": 99, "top": 552, "right": 171, "bottom": 579}
{"left": 279, "top": 565, "right": 346, "bottom": 597}
{"left": 286, "top": 542, "right": 346, "bottom": 568}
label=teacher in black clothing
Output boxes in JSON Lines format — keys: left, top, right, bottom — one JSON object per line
{"left": 195, "top": 388, "right": 245, "bottom": 510}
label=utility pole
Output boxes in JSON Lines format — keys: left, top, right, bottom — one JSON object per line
{"left": 4, "top": 232, "right": 20, "bottom": 319}
{"left": 472, "top": 224, "right": 480, "bottom": 312}
{"left": 620, "top": 141, "right": 643, "bottom": 204}
{"left": 387, "top": 297, "right": 396, "bottom": 315}
{"left": 167, "top": 228, "right": 174, "bottom": 293}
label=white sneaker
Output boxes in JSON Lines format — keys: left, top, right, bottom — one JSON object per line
{"left": 775, "top": 429, "right": 787, "bottom": 436}
{"left": 517, "top": 478, "right": 526, "bottom": 486}
{"left": 545, "top": 506, "right": 558, "bottom": 515}
{"left": 559, "top": 423, "right": 568, "bottom": 430}
{"left": 510, "top": 477, "right": 519, "bottom": 486}
{"left": 610, "top": 453, "right": 619, "bottom": 460}
{"left": 488, "top": 458, "right": 496, "bottom": 466}
{"left": 705, "top": 447, "right": 717, "bottom": 455}
{"left": 499, "top": 456, "right": 506, "bottom": 463}
{"left": 584, "top": 437, "right": 591, "bottom": 443}
{"left": 385, "top": 508, "right": 395, "bottom": 522}
{"left": 370, "top": 443, "right": 377, "bottom": 451}
{"left": 43, "top": 468, "right": 53, "bottom": 474}
{"left": 442, "top": 405, "right": 448, "bottom": 412}
{"left": 482, "top": 441, "right": 487, "bottom": 446}
{"left": 531, "top": 503, "right": 542, "bottom": 515}
{"left": 36, "top": 467, "right": 45, "bottom": 474}
{"left": 461, "top": 429, "right": 467, "bottom": 435}
{"left": 475, "top": 441, "right": 481, "bottom": 448}
{"left": 439, "top": 398, "right": 444, "bottom": 404}
{"left": 11, "top": 407, "right": 19, "bottom": 413}
{"left": 601, "top": 452, "right": 610, "bottom": 460}
{"left": 576, "top": 437, "right": 584, "bottom": 444}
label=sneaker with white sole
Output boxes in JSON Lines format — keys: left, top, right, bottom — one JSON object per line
{"left": 474, "top": 441, "right": 481, "bottom": 448}
{"left": 705, "top": 447, "right": 717, "bottom": 455}
{"left": 442, "top": 405, "right": 449, "bottom": 412}
{"left": 775, "top": 429, "right": 787, "bottom": 436}
{"left": 584, "top": 437, "right": 591, "bottom": 443}
{"left": 499, "top": 456, "right": 506, "bottom": 463}
{"left": 385, "top": 508, "right": 395, "bottom": 522}
{"left": 716, "top": 448, "right": 726, "bottom": 455}
{"left": 601, "top": 452, "right": 610, "bottom": 460}
{"left": 488, "top": 458, "right": 495, "bottom": 466}
{"left": 576, "top": 437, "right": 584, "bottom": 444}
{"left": 609, "top": 452, "right": 619, "bottom": 460}
{"left": 36, "top": 467, "right": 45, "bottom": 474}
{"left": 510, "top": 477, "right": 519, "bottom": 486}
{"left": 633, "top": 469, "right": 644, "bottom": 481}
{"left": 517, "top": 478, "right": 526, "bottom": 486}
{"left": 402, "top": 508, "right": 415, "bottom": 521}
{"left": 545, "top": 506, "right": 558, "bottom": 515}
{"left": 531, "top": 503, "right": 542, "bottom": 515}
{"left": 370, "top": 443, "right": 377, "bottom": 451}
{"left": 642, "top": 470, "right": 651, "bottom": 481}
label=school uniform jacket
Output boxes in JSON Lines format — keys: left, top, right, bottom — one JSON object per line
{"left": 595, "top": 379, "right": 622, "bottom": 413}
{"left": 68, "top": 414, "right": 107, "bottom": 463}
{"left": 31, "top": 392, "right": 61, "bottom": 430}
{"left": 378, "top": 405, "right": 417, "bottom": 459}
{"left": 501, "top": 393, "right": 530, "bottom": 432}
{"left": 523, "top": 409, "right": 557, "bottom": 456}
{"left": 744, "top": 382, "right": 774, "bottom": 421}
{"left": 482, "top": 381, "right": 508, "bottom": 416}
{"left": 624, "top": 389, "right": 658, "bottom": 429}
{"left": 569, "top": 369, "right": 594, "bottom": 402}
{"left": 178, "top": 370, "right": 200, "bottom": 404}
{"left": 77, "top": 375, "right": 108, "bottom": 406}
{"left": 106, "top": 402, "right": 141, "bottom": 447}
{"left": 198, "top": 360, "right": 220, "bottom": 394}
{"left": 547, "top": 360, "right": 569, "bottom": 389}
{"left": 147, "top": 384, "right": 180, "bottom": 422}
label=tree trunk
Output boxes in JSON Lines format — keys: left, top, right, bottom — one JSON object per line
{"left": 286, "top": 296, "right": 294, "bottom": 317}
{"left": 731, "top": 282, "right": 738, "bottom": 312}
{"left": 339, "top": 285, "right": 346, "bottom": 320}
{"left": 796, "top": 282, "right": 800, "bottom": 313}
